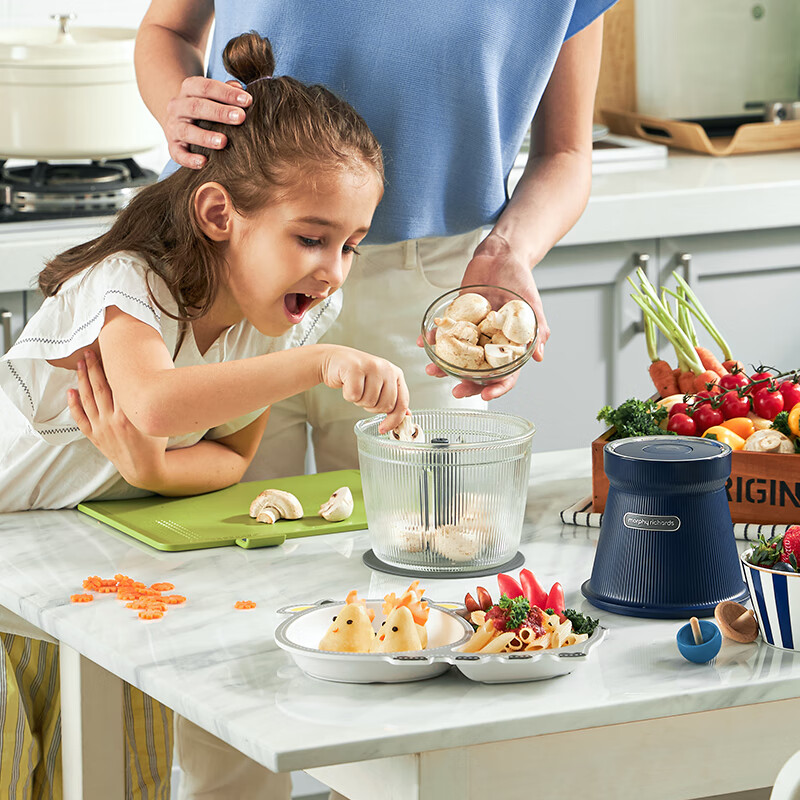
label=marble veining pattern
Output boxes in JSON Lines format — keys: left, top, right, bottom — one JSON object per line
{"left": 1, "top": 448, "right": 799, "bottom": 772}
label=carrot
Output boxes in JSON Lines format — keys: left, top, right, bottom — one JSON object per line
{"left": 649, "top": 359, "right": 679, "bottom": 398}
{"left": 723, "top": 359, "right": 746, "bottom": 374}
{"left": 138, "top": 610, "right": 164, "bottom": 620}
{"left": 678, "top": 371, "right": 696, "bottom": 394}
{"left": 693, "top": 370, "right": 720, "bottom": 392}
{"left": 71, "top": 594, "right": 94, "bottom": 603}
{"left": 695, "top": 346, "right": 727, "bottom": 377}
{"left": 234, "top": 601, "right": 257, "bottom": 610}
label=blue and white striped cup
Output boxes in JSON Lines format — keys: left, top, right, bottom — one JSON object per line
{"left": 741, "top": 550, "right": 800, "bottom": 650}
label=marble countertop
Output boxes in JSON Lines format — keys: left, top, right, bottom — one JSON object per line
{"left": 2, "top": 448, "right": 799, "bottom": 773}
{"left": 509, "top": 149, "right": 800, "bottom": 247}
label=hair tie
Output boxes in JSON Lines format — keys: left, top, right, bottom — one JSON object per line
{"left": 248, "top": 75, "right": 274, "bottom": 87}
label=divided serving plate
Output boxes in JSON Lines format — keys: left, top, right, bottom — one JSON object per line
{"left": 275, "top": 599, "right": 607, "bottom": 684}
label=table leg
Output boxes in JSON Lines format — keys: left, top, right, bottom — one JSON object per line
{"left": 59, "top": 645, "right": 125, "bottom": 800}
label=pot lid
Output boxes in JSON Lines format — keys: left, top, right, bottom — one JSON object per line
{"left": 0, "top": 14, "right": 135, "bottom": 67}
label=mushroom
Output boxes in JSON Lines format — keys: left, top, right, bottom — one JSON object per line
{"left": 495, "top": 300, "right": 537, "bottom": 345}
{"left": 478, "top": 333, "right": 491, "bottom": 347}
{"left": 484, "top": 343, "right": 526, "bottom": 368}
{"left": 478, "top": 311, "right": 502, "bottom": 337}
{"left": 319, "top": 486, "right": 354, "bottom": 522}
{"left": 714, "top": 601, "right": 759, "bottom": 643}
{"left": 444, "top": 293, "right": 492, "bottom": 325}
{"left": 491, "top": 332, "right": 514, "bottom": 346}
{"left": 389, "top": 415, "right": 425, "bottom": 443}
{"left": 743, "top": 429, "right": 795, "bottom": 454}
{"left": 249, "top": 489, "right": 304, "bottom": 524}
{"left": 435, "top": 334, "right": 486, "bottom": 370}
{"left": 433, "top": 316, "right": 479, "bottom": 345}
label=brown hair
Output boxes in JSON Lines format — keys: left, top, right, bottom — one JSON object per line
{"left": 38, "top": 32, "right": 384, "bottom": 328}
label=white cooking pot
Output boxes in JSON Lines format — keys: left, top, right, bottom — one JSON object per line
{"left": 0, "top": 14, "right": 163, "bottom": 160}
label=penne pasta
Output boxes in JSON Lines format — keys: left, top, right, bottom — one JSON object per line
{"left": 479, "top": 631, "right": 516, "bottom": 653}
{"left": 524, "top": 633, "right": 551, "bottom": 651}
{"left": 460, "top": 621, "right": 496, "bottom": 653}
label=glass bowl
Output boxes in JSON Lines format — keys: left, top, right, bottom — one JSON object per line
{"left": 356, "top": 408, "right": 536, "bottom": 573}
{"left": 421, "top": 285, "right": 538, "bottom": 385}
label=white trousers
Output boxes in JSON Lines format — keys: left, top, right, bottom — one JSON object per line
{"left": 245, "top": 227, "right": 488, "bottom": 480}
{"left": 176, "top": 230, "right": 487, "bottom": 800}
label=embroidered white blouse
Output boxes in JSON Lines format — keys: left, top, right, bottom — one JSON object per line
{"left": 0, "top": 252, "right": 340, "bottom": 511}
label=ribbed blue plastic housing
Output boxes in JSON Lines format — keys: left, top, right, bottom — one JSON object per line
{"left": 582, "top": 436, "right": 748, "bottom": 618}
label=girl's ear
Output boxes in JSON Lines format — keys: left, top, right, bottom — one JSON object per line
{"left": 194, "top": 182, "right": 235, "bottom": 241}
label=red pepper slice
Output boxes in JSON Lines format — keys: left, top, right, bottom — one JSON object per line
{"left": 544, "top": 582, "right": 565, "bottom": 615}
{"left": 497, "top": 573, "right": 524, "bottom": 599}
{"left": 519, "top": 569, "right": 548, "bottom": 608}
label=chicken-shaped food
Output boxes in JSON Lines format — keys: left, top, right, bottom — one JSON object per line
{"left": 371, "top": 605, "right": 424, "bottom": 653}
{"left": 381, "top": 580, "right": 430, "bottom": 648}
{"left": 318, "top": 590, "right": 376, "bottom": 653}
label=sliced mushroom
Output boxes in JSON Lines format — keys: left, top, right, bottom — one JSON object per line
{"left": 389, "top": 415, "right": 425, "bottom": 443}
{"left": 435, "top": 334, "right": 486, "bottom": 370}
{"left": 444, "top": 293, "right": 492, "bottom": 325}
{"left": 319, "top": 486, "right": 354, "bottom": 522}
{"left": 433, "top": 316, "right": 479, "bottom": 345}
{"left": 495, "top": 300, "right": 537, "bottom": 345}
{"left": 477, "top": 311, "right": 502, "bottom": 337}
{"left": 743, "top": 429, "right": 795, "bottom": 453}
{"left": 249, "top": 489, "right": 304, "bottom": 524}
{"left": 478, "top": 332, "right": 491, "bottom": 347}
{"left": 491, "top": 332, "right": 514, "bottom": 346}
{"left": 484, "top": 343, "right": 526, "bottom": 368}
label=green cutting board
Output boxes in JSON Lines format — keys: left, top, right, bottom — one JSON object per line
{"left": 77, "top": 470, "right": 365, "bottom": 551}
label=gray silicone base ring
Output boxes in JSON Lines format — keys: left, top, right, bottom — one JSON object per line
{"left": 362, "top": 549, "right": 525, "bottom": 579}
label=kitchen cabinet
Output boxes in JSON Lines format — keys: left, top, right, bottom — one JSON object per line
{"left": 494, "top": 225, "right": 800, "bottom": 452}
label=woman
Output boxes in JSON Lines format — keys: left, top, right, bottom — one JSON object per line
{"left": 133, "top": 3, "right": 613, "bottom": 797}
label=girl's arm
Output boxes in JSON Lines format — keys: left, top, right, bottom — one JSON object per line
{"left": 457, "top": 16, "right": 604, "bottom": 398}
{"left": 135, "top": 0, "right": 252, "bottom": 168}
{"left": 98, "top": 306, "right": 409, "bottom": 436}
{"left": 69, "top": 351, "right": 268, "bottom": 495}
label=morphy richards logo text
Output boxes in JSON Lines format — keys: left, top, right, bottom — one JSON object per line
{"left": 623, "top": 512, "right": 681, "bottom": 532}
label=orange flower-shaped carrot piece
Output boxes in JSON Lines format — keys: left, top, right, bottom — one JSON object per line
{"left": 70, "top": 594, "right": 94, "bottom": 603}
{"left": 117, "top": 591, "right": 141, "bottom": 601}
{"left": 97, "top": 586, "right": 119, "bottom": 594}
{"left": 162, "top": 595, "right": 186, "bottom": 605}
{"left": 344, "top": 590, "right": 375, "bottom": 621}
{"left": 382, "top": 581, "right": 429, "bottom": 625}
{"left": 150, "top": 582, "right": 174, "bottom": 592}
{"left": 138, "top": 610, "right": 164, "bottom": 620}
{"left": 126, "top": 600, "right": 151, "bottom": 610}
{"left": 234, "top": 601, "right": 256, "bottom": 610}
{"left": 82, "top": 577, "right": 102, "bottom": 590}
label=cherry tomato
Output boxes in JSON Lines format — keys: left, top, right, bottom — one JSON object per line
{"left": 721, "top": 391, "right": 751, "bottom": 420}
{"left": 753, "top": 387, "right": 784, "bottom": 421}
{"left": 668, "top": 402, "right": 690, "bottom": 418}
{"left": 779, "top": 380, "right": 800, "bottom": 411}
{"left": 719, "top": 373, "right": 749, "bottom": 392}
{"left": 667, "top": 413, "right": 697, "bottom": 436}
{"left": 746, "top": 371, "right": 774, "bottom": 395}
{"left": 692, "top": 404, "right": 724, "bottom": 435}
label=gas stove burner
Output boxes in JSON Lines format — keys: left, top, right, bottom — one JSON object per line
{"left": 0, "top": 158, "right": 158, "bottom": 221}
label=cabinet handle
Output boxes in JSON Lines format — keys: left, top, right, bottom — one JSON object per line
{"left": 631, "top": 253, "right": 651, "bottom": 334}
{"left": 1, "top": 310, "right": 11, "bottom": 355}
{"left": 678, "top": 252, "right": 693, "bottom": 285}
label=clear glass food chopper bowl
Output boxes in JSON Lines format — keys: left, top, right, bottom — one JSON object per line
{"left": 355, "top": 409, "right": 536, "bottom": 572}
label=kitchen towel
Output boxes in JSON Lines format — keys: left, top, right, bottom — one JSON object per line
{"left": 560, "top": 495, "right": 791, "bottom": 542}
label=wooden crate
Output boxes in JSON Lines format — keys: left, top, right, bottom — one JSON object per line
{"left": 592, "top": 430, "right": 800, "bottom": 525}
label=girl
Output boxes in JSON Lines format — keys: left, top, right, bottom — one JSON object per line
{"left": 0, "top": 31, "right": 405, "bottom": 798}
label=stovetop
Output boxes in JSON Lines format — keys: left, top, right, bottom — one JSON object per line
{"left": 0, "top": 158, "right": 157, "bottom": 223}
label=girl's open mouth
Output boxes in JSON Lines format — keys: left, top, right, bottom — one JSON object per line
{"left": 283, "top": 292, "right": 316, "bottom": 323}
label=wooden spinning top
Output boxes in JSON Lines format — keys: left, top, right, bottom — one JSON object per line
{"left": 714, "top": 601, "right": 759, "bottom": 643}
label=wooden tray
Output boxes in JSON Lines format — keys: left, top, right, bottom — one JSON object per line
{"left": 601, "top": 109, "right": 800, "bottom": 156}
{"left": 592, "top": 431, "right": 800, "bottom": 525}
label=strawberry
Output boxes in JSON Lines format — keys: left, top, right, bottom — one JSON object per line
{"left": 780, "top": 525, "right": 800, "bottom": 570}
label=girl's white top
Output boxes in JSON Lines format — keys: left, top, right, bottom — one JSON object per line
{"left": 0, "top": 252, "right": 340, "bottom": 512}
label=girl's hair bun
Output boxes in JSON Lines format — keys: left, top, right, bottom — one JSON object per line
{"left": 222, "top": 31, "right": 276, "bottom": 85}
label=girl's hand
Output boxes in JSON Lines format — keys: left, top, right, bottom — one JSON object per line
{"left": 320, "top": 347, "right": 410, "bottom": 434}
{"left": 67, "top": 349, "right": 169, "bottom": 491}
{"left": 164, "top": 77, "right": 252, "bottom": 168}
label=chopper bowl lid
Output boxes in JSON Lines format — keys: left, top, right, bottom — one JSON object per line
{"left": 603, "top": 435, "right": 732, "bottom": 490}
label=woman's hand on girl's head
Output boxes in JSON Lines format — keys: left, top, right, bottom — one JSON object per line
{"left": 67, "top": 349, "right": 169, "bottom": 491}
{"left": 165, "top": 77, "right": 252, "bottom": 169}
{"left": 319, "top": 346, "right": 410, "bottom": 434}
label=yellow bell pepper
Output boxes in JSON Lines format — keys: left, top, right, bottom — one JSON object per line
{"left": 702, "top": 426, "right": 746, "bottom": 451}
{"left": 720, "top": 417, "right": 756, "bottom": 441}
{"left": 789, "top": 403, "right": 800, "bottom": 438}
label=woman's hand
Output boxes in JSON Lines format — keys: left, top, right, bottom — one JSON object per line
{"left": 164, "top": 77, "right": 252, "bottom": 168}
{"left": 420, "top": 232, "right": 550, "bottom": 401}
{"left": 320, "top": 346, "right": 410, "bottom": 434}
{"left": 67, "top": 349, "right": 169, "bottom": 490}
